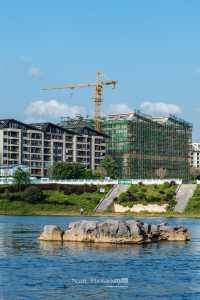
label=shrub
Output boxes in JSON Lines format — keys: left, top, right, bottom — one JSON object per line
{"left": 170, "top": 180, "right": 176, "bottom": 186}
{"left": 118, "top": 192, "right": 128, "bottom": 204}
{"left": 23, "top": 186, "right": 45, "bottom": 203}
{"left": 35, "top": 184, "right": 97, "bottom": 194}
{"left": 136, "top": 191, "right": 146, "bottom": 201}
{"left": 0, "top": 185, "right": 23, "bottom": 194}
{"left": 163, "top": 182, "right": 170, "bottom": 188}
{"left": 158, "top": 190, "right": 165, "bottom": 195}
{"left": 129, "top": 185, "right": 138, "bottom": 193}
{"left": 115, "top": 183, "right": 176, "bottom": 207}
{"left": 7, "top": 192, "right": 24, "bottom": 202}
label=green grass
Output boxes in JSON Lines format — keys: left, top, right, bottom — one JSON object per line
{"left": 115, "top": 183, "right": 177, "bottom": 211}
{"left": 185, "top": 185, "right": 200, "bottom": 214}
{"left": 0, "top": 186, "right": 110, "bottom": 215}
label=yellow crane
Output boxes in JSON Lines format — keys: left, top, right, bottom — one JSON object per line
{"left": 42, "top": 70, "right": 117, "bottom": 131}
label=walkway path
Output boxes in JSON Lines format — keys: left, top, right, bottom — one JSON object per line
{"left": 174, "top": 184, "right": 196, "bottom": 212}
{"left": 95, "top": 184, "right": 129, "bottom": 212}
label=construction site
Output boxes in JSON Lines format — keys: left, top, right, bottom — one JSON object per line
{"left": 101, "top": 111, "right": 192, "bottom": 179}
{"left": 43, "top": 70, "right": 193, "bottom": 180}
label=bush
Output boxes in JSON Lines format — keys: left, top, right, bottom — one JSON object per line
{"left": 35, "top": 184, "right": 97, "bottom": 194}
{"left": 23, "top": 186, "right": 45, "bottom": 203}
{"left": 7, "top": 192, "right": 24, "bottom": 202}
{"left": 170, "top": 180, "right": 176, "bottom": 186}
{"left": 129, "top": 185, "right": 139, "bottom": 193}
{"left": 0, "top": 185, "right": 24, "bottom": 194}
{"left": 115, "top": 183, "right": 177, "bottom": 207}
{"left": 118, "top": 192, "right": 129, "bottom": 204}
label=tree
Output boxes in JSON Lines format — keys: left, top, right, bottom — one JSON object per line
{"left": 98, "top": 155, "right": 118, "bottom": 178}
{"left": 49, "top": 162, "right": 90, "bottom": 180}
{"left": 24, "top": 186, "right": 45, "bottom": 203}
{"left": 13, "top": 168, "right": 30, "bottom": 191}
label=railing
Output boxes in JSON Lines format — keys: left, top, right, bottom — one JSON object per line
{"left": 0, "top": 177, "right": 183, "bottom": 185}
{"left": 94, "top": 185, "right": 116, "bottom": 212}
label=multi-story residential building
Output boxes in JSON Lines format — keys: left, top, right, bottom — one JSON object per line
{"left": 190, "top": 143, "right": 200, "bottom": 169}
{"left": 63, "top": 126, "right": 107, "bottom": 170}
{"left": 0, "top": 119, "right": 106, "bottom": 177}
{"left": 0, "top": 119, "right": 44, "bottom": 177}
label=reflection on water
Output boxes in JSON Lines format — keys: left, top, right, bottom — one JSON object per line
{"left": 0, "top": 216, "right": 200, "bottom": 300}
{"left": 39, "top": 240, "right": 188, "bottom": 257}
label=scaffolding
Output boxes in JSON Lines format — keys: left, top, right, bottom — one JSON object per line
{"left": 101, "top": 111, "right": 192, "bottom": 179}
{"left": 60, "top": 115, "right": 95, "bottom": 129}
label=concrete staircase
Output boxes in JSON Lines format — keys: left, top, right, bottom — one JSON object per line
{"left": 95, "top": 184, "right": 129, "bottom": 212}
{"left": 174, "top": 184, "right": 196, "bottom": 212}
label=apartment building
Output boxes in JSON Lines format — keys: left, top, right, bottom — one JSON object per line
{"left": 0, "top": 119, "right": 106, "bottom": 177}
{"left": 190, "top": 143, "right": 200, "bottom": 169}
{"left": 0, "top": 119, "right": 44, "bottom": 177}
{"left": 65, "top": 126, "right": 107, "bottom": 170}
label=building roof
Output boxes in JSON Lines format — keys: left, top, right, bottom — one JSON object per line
{"left": 65, "top": 126, "right": 109, "bottom": 137}
{"left": 0, "top": 119, "right": 42, "bottom": 131}
{"left": 105, "top": 111, "right": 192, "bottom": 128}
{"left": 191, "top": 143, "right": 200, "bottom": 151}
{"left": 30, "top": 122, "right": 76, "bottom": 135}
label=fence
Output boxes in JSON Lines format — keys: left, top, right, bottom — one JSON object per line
{"left": 0, "top": 177, "right": 183, "bottom": 185}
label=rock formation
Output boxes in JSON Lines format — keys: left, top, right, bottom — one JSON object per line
{"left": 38, "top": 225, "right": 63, "bottom": 241}
{"left": 38, "top": 220, "right": 191, "bottom": 244}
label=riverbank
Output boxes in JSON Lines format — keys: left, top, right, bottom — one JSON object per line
{"left": 1, "top": 208, "right": 200, "bottom": 218}
{"left": 0, "top": 182, "right": 199, "bottom": 217}
{"left": 0, "top": 184, "right": 110, "bottom": 216}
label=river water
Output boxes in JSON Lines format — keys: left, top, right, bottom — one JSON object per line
{"left": 0, "top": 216, "right": 200, "bottom": 300}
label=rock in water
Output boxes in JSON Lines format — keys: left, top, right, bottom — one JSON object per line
{"left": 38, "top": 220, "right": 191, "bottom": 244}
{"left": 63, "top": 220, "right": 98, "bottom": 242}
{"left": 38, "top": 225, "right": 63, "bottom": 241}
{"left": 159, "top": 225, "right": 191, "bottom": 241}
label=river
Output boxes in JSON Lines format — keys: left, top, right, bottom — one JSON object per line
{"left": 0, "top": 216, "right": 200, "bottom": 300}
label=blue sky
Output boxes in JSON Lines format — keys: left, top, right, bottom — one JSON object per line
{"left": 1, "top": 0, "right": 200, "bottom": 138}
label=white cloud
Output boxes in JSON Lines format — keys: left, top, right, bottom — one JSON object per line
{"left": 140, "top": 101, "right": 181, "bottom": 115}
{"left": 25, "top": 99, "right": 85, "bottom": 121}
{"left": 29, "top": 67, "right": 42, "bottom": 77}
{"left": 109, "top": 103, "right": 132, "bottom": 114}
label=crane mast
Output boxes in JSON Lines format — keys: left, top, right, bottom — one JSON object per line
{"left": 42, "top": 70, "right": 117, "bottom": 131}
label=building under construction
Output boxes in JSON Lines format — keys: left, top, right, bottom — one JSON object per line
{"left": 60, "top": 111, "right": 192, "bottom": 179}
{"left": 101, "top": 111, "right": 192, "bottom": 179}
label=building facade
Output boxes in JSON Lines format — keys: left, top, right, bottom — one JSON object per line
{"left": 62, "top": 126, "right": 107, "bottom": 171}
{"left": 101, "top": 111, "right": 192, "bottom": 179}
{"left": 0, "top": 119, "right": 106, "bottom": 177}
{"left": 190, "top": 143, "right": 200, "bottom": 169}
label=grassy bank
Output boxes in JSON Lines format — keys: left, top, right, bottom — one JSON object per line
{"left": 185, "top": 185, "right": 200, "bottom": 214}
{"left": 0, "top": 185, "right": 110, "bottom": 215}
{"left": 115, "top": 183, "right": 177, "bottom": 211}
{"left": 1, "top": 183, "right": 200, "bottom": 218}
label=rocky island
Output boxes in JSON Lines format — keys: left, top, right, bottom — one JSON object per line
{"left": 38, "top": 220, "right": 191, "bottom": 244}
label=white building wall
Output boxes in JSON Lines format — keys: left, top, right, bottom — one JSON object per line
{"left": 190, "top": 143, "right": 200, "bottom": 168}
{"left": 0, "top": 130, "right": 4, "bottom": 165}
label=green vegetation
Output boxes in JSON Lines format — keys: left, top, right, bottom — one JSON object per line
{"left": 0, "top": 184, "right": 110, "bottom": 215}
{"left": 48, "top": 162, "right": 99, "bottom": 180}
{"left": 185, "top": 185, "right": 200, "bottom": 213}
{"left": 115, "top": 182, "right": 177, "bottom": 211}
{"left": 13, "top": 168, "right": 30, "bottom": 191}
{"left": 98, "top": 155, "right": 118, "bottom": 178}
{"left": 2, "top": 182, "right": 200, "bottom": 217}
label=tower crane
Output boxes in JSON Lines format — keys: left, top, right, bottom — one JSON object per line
{"left": 42, "top": 70, "right": 117, "bottom": 131}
